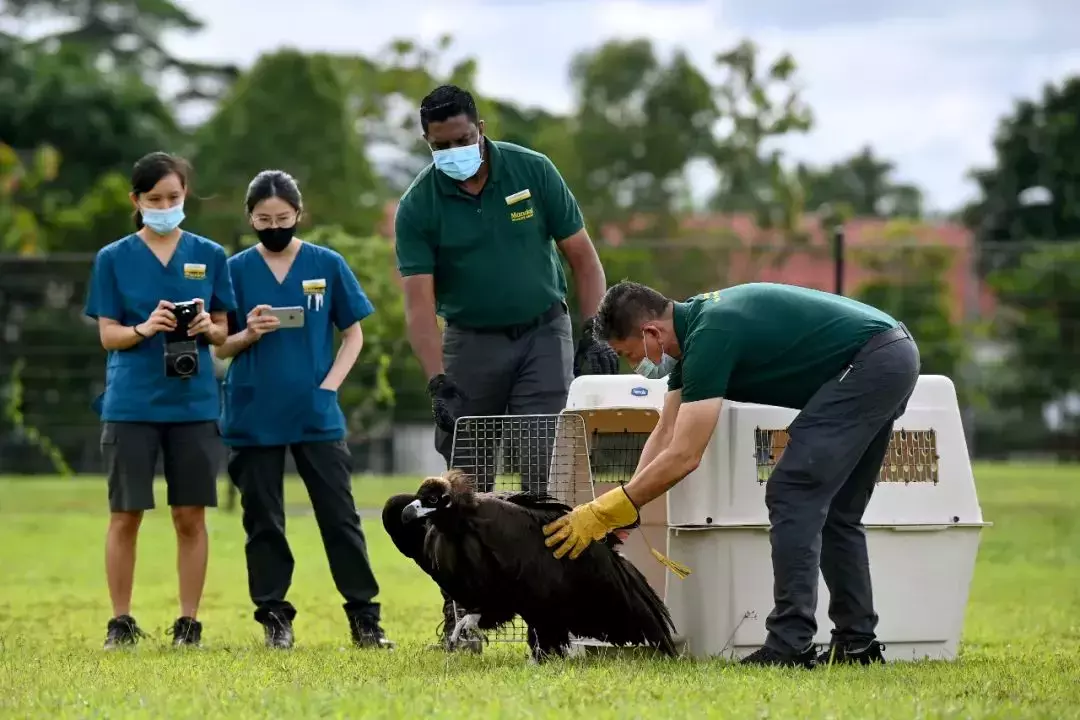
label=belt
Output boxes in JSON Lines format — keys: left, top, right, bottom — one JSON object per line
{"left": 858, "top": 322, "right": 912, "bottom": 358}
{"left": 448, "top": 301, "right": 567, "bottom": 340}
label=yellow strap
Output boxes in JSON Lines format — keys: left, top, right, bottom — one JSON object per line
{"left": 637, "top": 527, "right": 692, "bottom": 579}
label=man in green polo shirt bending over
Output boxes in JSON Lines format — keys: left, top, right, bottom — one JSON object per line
{"left": 394, "top": 84, "right": 619, "bottom": 650}
{"left": 542, "top": 281, "right": 921, "bottom": 668}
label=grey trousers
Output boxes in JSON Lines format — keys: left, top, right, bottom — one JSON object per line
{"left": 436, "top": 307, "right": 575, "bottom": 493}
{"left": 763, "top": 325, "right": 921, "bottom": 654}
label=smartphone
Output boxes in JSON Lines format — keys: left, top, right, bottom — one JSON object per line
{"left": 266, "top": 306, "right": 305, "bottom": 329}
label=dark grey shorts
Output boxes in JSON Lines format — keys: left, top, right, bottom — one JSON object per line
{"left": 100, "top": 421, "right": 222, "bottom": 512}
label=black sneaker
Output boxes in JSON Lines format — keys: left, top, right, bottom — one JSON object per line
{"left": 168, "top": 616, "right": 203, "bottom": 648}
{"left": 817, "top": 639, "right": 886, "bottom": 666}
{"left": 261, "top": 612, "right": 295, "bottom": 650}
{"left": 741, "top": 644, "right": 817, "bottom": 668}
{"left": 103, "top": 615, "right": 146, "bottom": 650}
{"left": 349, "top": 615, "right": 395, "bottom": 650}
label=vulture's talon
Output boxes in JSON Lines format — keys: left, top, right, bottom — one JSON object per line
{"left": 449, "top": 613, "right": 482, "bottom": 646}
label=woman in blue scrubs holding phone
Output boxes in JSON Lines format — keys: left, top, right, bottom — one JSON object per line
{"left": 84, "top": 151, "right": 237, "bottom": 649}
{"left": 215, "top": 170, "right": 393, "bottom": 650}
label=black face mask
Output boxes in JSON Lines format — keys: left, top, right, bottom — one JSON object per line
{"left": 256, "top": 225, "right": 296, "bottom": 253}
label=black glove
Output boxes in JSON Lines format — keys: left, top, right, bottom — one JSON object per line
{"left": 427, "top": 373, "right": 465, "bottom": 433}
{"left": 573, "top": 316, "right": 621, "bottom": 377}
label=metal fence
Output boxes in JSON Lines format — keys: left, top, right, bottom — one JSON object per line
{"left": 1, "top": 234, "right": 1077, "bottom": 475}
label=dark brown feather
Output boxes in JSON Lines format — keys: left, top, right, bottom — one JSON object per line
{"left": 405, "top": 472, "right": 677, "bottom": 658}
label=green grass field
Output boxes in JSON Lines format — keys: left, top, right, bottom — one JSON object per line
{"left": 1, "top": 463, "right": 1078, "bottom": 719}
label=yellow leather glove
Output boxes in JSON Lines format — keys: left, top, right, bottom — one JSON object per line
{"left": 542, "top": 486, "right": 639, "bottom": 560}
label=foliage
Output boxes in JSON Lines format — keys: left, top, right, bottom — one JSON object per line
{"left": 3, "top": 358, "right": 73, "bottom": 476}
{"left": 958, "top": 75, "right": 1080, "bottom": 456}
{"left": 0, "top": 252, "right": 103, "bottom": 474}
{"left": 708, "top": 39, "right": 814, "bottom": 234}
{"left": 6, "top": 0, "right": 1074, "bottom": 465}
{"left": 849, "top": 220, "right": 966, "bottom": 386}
{"left": 0, "top": 142, "right": 59, "bottom": 254}
{"left": 2, "top": 0, "right": 239, "bottom": 107}
{"left": 983, "top": 242, "right": 1080, "bottom": 444}
{"left": 565, "top": 39, "right": 718, "bottom": 233}
{"left": 0, "top": 40, "right": 181, "bottom": 203}
{"left": 191, "top": 49, "right": 385, "bottom": 251}
{"left": 962, "top": 76, "right": 1080, "bottom": 263}
{"left": 796, "top": 146, "right": 924, "bottom": 219}
{"left": 334, "top": 36, "right": 489, "bottom": 194}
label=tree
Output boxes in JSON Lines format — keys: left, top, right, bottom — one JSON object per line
{"left": 190, "top": 49, "right": 385, "bottom": 247}
{"left": 0, "top": 142, "right": 59, "bottom": 254}
{"left": 962, "top": 76, "right": 1080, "bottom": 263}
{"left": 849, "top": 220, "right": 965, "bottom": 386}
{"left": 708, "top": 38, "right": 814, "bottom": 231}
{"left": 335, "top": 36, "right": 489, "bottom": 194}
{"left": 566, "top": 39, "right": 720, "bottom": 234}
{"left": 1, "top": 0, "right": 238, "bottom": 107}
{"left": 981, "top": 243, "right": 1080, "bottom": 456}
{"left": 0, "top": 40, "right": 179, "bottom": 212}
{"left": 796, "top": 145, "right": 924, "bottom": 219}
{"left": 960, "top": 74, "right": 1080, "bottom": 457}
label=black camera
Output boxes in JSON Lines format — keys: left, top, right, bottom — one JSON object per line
{"left": 163, "top": 300, "right": 200, "bottom": 379}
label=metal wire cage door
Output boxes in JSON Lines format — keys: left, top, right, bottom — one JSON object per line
{"left": 446, "top": 412, "right": 598, "bottom": 643}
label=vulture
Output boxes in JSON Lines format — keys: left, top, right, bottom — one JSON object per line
{"left": 382, "top": 470, "right": 678, "bottom": 662}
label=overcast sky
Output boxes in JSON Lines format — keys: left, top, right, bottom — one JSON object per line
{"left": 18, "top": 0, "right": 1080, "bottom": 213}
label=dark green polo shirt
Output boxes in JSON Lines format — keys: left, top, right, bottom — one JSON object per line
{"left": 666, "top": 283, "right": 898, "bottom": 408}
{"left": 394, "top": 139, "right": 585, "bottom": 328}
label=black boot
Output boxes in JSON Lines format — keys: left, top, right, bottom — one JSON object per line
{"left": 348, "top": 613, "right": 395, "bottom": 650}
{"left": 260, "top": 611, "right": 295, "bottom": 649}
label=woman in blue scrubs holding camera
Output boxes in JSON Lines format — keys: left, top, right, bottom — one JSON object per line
{"left": 84, "top": 151, "right": 237, "bottom": 649}
{"left": 215, "top": 170, "right": 393, "bottom": 650}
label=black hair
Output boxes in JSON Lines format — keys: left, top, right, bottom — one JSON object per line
{"left": 595, "top": 281, "right": 672, "bottom": 342}
{"left": 419, "top": 84, "right": 479, "bottom": 134}
{"left": 245, "top": 169, "right": 303, "bottom": 215}
{"left": 130, "top": 152, "right": 191, "bottom": 230}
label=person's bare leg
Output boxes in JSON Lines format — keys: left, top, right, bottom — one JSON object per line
{"left": 171, "top": 506, "right": 207, "bottom": 618}
{"left": 106, "top": 511, "right": 143, "bottom": 616}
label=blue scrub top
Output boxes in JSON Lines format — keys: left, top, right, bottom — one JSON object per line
{"left": 84, "top": 231, "right": 238, "bottom": 423}
{"left": 220, "top": 241, "right": 375, "bottom": 447}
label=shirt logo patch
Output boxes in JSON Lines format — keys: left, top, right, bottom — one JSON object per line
{"left": 302, "top": 279, "right": 327, "bottom": 295}
{"left": 505, "top": 189, "right": 532, "bottom": 206}
{"left": 510, "top": 208, "right": 535, "bottom": 222}
{"left": 183, "top": 263, "right": 206, "bottom": 280}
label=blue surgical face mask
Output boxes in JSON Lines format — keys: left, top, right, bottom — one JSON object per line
{"left": 141, "top": 201, "right": 185, "bottom": 235}
{"left": 431, "top": 138, "right": 483, "bottom": 181}
{"left": 635, "top": 330, "right": 677, "bottom": 379}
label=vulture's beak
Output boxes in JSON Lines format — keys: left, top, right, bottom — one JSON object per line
{"left": 402, "top": 498, "right": 435, "bottom": 524}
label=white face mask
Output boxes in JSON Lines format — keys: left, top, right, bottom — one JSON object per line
{"left": 634, "top": 330, "right": 676, "bottom": 379}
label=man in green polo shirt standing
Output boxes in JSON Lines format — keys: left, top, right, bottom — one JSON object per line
{"left": 542, "top": 281, "right": 921, "bottom": 668}
{"left": 393, "top": 84, "right": 619, "bottom": 651}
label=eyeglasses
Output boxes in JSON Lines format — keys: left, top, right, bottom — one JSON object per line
{"left": 251, "top": 214, "right": 297, "bottom": 230}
